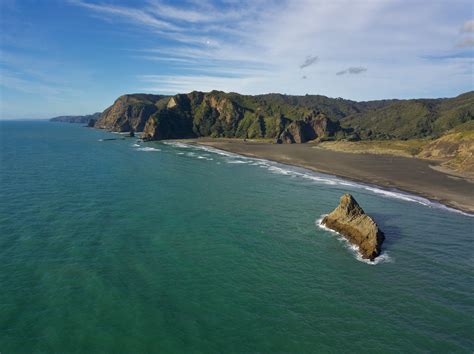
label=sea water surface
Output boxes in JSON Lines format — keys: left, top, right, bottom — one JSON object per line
{"left": 0, "top": 121, "right": 473, "bottom": 353}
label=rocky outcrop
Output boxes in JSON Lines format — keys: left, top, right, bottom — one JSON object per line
{"left": 141, "top": 95, "right": 195, "bottom": 141}
{"left": 94, "top": 94, "right": 164, "bottom": 132}
{"left": 141, "top": 92, "right": 248, "bottom": 140}
{"left": 277, "top": 120, "right": 307, "bottom": 143}
{"left": 277, "top": 112, "right": 339, "bottom": 143}
{"left": 322, "top": 194, "right": 384, "bottom": 261}
{"left": 87, "top": 118, "right": 96, "bottom": 127}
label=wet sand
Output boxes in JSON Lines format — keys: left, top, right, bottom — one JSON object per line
{"left": 190, "top": 139, "right": 474, "bottom": 214}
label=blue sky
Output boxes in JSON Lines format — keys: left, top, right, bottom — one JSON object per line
{"left": 0, "top": 0, "right": 473, "bottom": 119}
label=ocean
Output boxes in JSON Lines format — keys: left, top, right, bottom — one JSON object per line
{"left": 1, "top": 120, "right": 473, "bottom": 353}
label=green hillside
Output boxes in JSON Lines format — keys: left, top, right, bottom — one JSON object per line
{"left": 93, "top": 91, "right": 474, "bottom": 143}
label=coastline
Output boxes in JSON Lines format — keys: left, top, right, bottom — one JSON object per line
{"left": 178, "top": 138, "right": 474, "bottom": 215}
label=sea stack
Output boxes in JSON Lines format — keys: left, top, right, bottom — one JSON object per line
{"left": 322, "top": 194, "right": 385, "bottom": 261}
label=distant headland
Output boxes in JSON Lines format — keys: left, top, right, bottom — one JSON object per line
{"left": 49, "top": 112, "right": 101, "bottom": 124}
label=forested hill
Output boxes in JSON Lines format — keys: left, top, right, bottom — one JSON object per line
{"left": 91, "top": 91, "right": 473, "bottom": 143}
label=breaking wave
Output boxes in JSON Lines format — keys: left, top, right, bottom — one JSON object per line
{"left": 197, "top": 155, "right": 213, "bottom": 161}
{"left": 136, "top": 147, "right": 161, "bottom": 152}
{"left": 163, "top": 141, "right": 193, "bottom": 149}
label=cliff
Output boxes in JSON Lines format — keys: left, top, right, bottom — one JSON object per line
{"left": 277, "top": 112, "right": 340, "bottom": 143}
{"left": 322, "top": 194, "right": 385, "bottom": 260}
{"left": 94, "top": 94, "right": 165, "bottom": 132}
{"left": 93, "top": 90, "right": 473, "bottom": 143}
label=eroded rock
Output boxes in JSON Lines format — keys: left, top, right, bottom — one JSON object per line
{"left": 322, "top": 193, "right": 385, "bottom": 260}
{"left": 277, "top": 112, "right": 339, "bottom": 144}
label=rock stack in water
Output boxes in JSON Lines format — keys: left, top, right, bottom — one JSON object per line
{"left": 322, "top": 194, "right": 385, "bottom": 261}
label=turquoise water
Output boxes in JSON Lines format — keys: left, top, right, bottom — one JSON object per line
{"left": 0, "top": 121, "right": 473, "bottom": 353}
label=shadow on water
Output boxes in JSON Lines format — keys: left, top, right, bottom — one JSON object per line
{"left": 371, "top": 212, "right": 404, "bottom": 248}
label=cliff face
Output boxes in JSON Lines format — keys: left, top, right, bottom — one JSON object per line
{"left": 142, "top": 94, "right": 195, "bottom": 141}
{"left": 277, "top": 112, "right": 340, "bottom": 143}
{"left": 322, "top": 194, "right": 385, "bottom": 261}
{"left": 142, "top": 91, "right": 293, "bottom": 141}
{"left": 95, "top": 94, "right": 165, "bottom": 132}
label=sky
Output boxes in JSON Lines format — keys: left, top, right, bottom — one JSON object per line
{"left": 0, "top": 0, "right": 473, "bottom": 119}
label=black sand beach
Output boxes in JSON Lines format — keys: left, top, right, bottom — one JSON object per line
{"left": 191, "top": 139, "right": 474, "bottom": 214}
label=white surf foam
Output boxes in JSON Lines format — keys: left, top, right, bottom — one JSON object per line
{"left": 191, "top": 144, "right": 243, "bottom": 158}
{"left": 136, "top": 147, "right": 161, "bottom": 152}
{"left": 362, "top": 186, "right": 430, "bottom": 206}
{"left": 266, "top": 165, "right": 338, "bottom": 185}
{"left": 163, "top": 141, "right": 193, "bottom": 149}
{"left": 226, "top": 160, "right": 248, "bottom": 164}
{"left": 197, "top": 155, "right": 213, "bottom": 160}
{"left": 131, "top": 143, "right": 140, "bottom": 147}
{"left": 250, "top": 161, "right": 270, "bottom": 167}
{"left": 315, "top": 216, "right": 393, "bottom": 265}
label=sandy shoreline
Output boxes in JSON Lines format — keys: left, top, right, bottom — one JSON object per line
{"left": 175, "top": 138, "right": 474, "bottom": 215}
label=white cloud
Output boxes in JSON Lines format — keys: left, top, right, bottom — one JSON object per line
{"left": 461, "top": 19, "right": 474, "bottom": 32}
{"left": 138, "top": 74, "right": 269, "bottom": 94}
{"left": 457, "top": 37, "right": 474, "bottom": 48}
{"left": 0, "top": 71, "right": 63, "bottom": 95}
{"left": 70, "top": 0, "right": 473, "bottom": 100}
{"left": 69, "top": 0, "right": 179, "bottom": 31}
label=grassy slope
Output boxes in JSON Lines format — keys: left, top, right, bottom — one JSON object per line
{"left": 319, "top": 121, "right": 474, "bottom": 178}
{"left": 418, "top": 121, "right": 474, "bottom": 176}
{"left": 318, "top": 139, "right": 428, "bottom": 158}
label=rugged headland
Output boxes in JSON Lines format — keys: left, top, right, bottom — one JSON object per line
{"left": 322, "top": 193, "right": 385, "bottom": 261}
{"left": 92, "top": 91, "right": 473, "bottom": 144}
